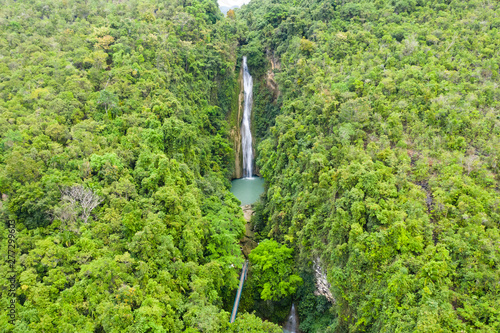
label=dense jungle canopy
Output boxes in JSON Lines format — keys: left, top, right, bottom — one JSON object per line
{"left": 0, "top": 0, "right": 499, "bottom": 332}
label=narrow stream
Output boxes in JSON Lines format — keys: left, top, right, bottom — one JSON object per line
{"left": 282, "top": 303, "right": 299, "bottom": 333}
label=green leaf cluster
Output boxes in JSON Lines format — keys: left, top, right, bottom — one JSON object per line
{"left": 248, "top": 239, "right": 303, "bottom": 301}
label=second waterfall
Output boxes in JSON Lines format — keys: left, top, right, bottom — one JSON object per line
{"left": 241, "top": 56, "right": 254, "bottom": 178}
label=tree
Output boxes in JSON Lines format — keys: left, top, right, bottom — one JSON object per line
{"left": 249, "top": 240, "right": 303, "bottom": 301}
{"left": 60, "top": 185, "right": 103, "bottom": 224}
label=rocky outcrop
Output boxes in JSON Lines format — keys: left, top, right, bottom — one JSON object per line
{"left": 241, "top": 204, "right": 254, "bottom": 222}
{"left": 240, "top": 204, "right": 257, "bottom": 257}
{"left": 313, "top": 258, "right": 335, "bottom": 304}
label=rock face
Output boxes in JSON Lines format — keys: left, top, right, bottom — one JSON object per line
{"left": 230, "top": 66, "right": 244, "bottom": 179}
{"left": 240, "top": 205, "right": 257, "bottom": 257}
{"left": 313, "top": 258, "right": 335, "bottom": 304}
{"left": 266, "top": 50, "right": 281, "bottom": 99}
{"left": 241, "top": 204, "right": 254, "bottom": 222}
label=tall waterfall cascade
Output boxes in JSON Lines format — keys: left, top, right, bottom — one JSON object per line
{"left": 241, "top": 56, "right": 254, "bottom": 178}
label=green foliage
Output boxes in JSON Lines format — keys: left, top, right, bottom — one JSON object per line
{"left": 3, "top": 0, "right": 500, "bottom": 331}
{"left": 0, "top": 0, "right": 277, "bottom": 331}
{"left": 295, "top": 273, "right": 334, "bottom": 333}
{"left": 239, "top": 0, "right": 500, "bottom": 331}
{"left": 240, "top": 38, "right": 266, "bottom": 71}
{"left": 227, "top": 312, "right": 282, "bottom": 332}
{"left": 249, "top": 239, "right": 303, "bottom": 301}
{"left": 97, "top": 89, "right": 119, "bottom": 117}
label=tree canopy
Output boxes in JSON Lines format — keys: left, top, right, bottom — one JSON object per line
{"left": 1, "top": 0, "right": 500, "bottom": 331}
{"left": 238, "top": 0, "right": 500, "bottom": 331}
{"left": 248, "top": 239, "right": 303, "bottom": 301}
{"left": 0, "top": 0, "right": 279, "bottom": 331}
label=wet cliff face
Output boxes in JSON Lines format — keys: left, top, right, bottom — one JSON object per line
{"left": 240, "top": 204, "right": 257, "bottom": 257}
{"left": 253, "top": 53, "right": 282, "bottom": 177}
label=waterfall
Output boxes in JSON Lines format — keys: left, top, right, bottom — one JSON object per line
{"left": 241, "top": 56, "right": 254, "bottom": 178}
{"left": 282, "top": 303, "right": 298, "bottom": 333}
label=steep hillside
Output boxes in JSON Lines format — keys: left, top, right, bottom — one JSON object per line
{"left": 2, "top": 0, "right": 500, "bottom": 332}
{"left": 239, "top": 0, "right": 500, "bottom": 331}
{"left": 0, "top": 0, "right": 280, "bottom": 331}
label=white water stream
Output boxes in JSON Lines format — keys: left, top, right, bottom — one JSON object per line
{"left": 282, "top": 303, "right": 298, "bottom": 333}
{"left": 241, "top": 56, "right": 254, "bottom": 178}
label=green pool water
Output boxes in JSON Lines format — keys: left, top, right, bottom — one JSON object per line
{"left": 230, "top": 177, "right": 265, "bottom": 206}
